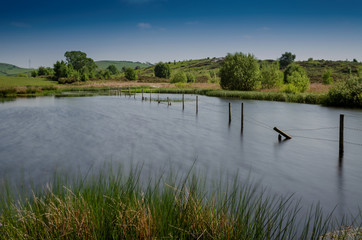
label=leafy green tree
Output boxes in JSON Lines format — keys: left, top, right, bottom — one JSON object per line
{"left": 353, "top": 58, "right": 358, "bottom": 63}
{"left": 38, "top": 66, "right": 48, "bottom": 76}
{"left": 154, "top": 62, "right": 171, "bottom": 79}
{"left": 171, "top": 71, "right": 187, "bottom": 83}
{"left": 322, "top": 69, "right": 334, "bottom": 84}
{"left": 326, "top": 77, "right": 362, "bottom": 107}
{"left": 260, "top": 61, "right": 283, "bottom": 88}
{"left": 219, "top": 52, "right": 260, "bottom": 91}
{"left": 283, "top": 64, "right": 310, "bottom": 93}
{"left": 53, "top": 60, "right": 69, "bottom": 79}
{"left": 279, "top": 52, "right": 296, "bottom": 69}
{"left": 107, "top": 65, "right": 119, "bottom": 75}
{"left": 64, "top": 51, "right": 97, "bottom": 74}
{"left": 125, "top": 67, "right": 137, "bottom": 80}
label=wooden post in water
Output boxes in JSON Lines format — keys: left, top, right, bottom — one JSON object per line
{"left": 339, "top": 114, "right": 344, "bottom": 157}
{"left": 150, "top": 90, "right": 152, "bottom": 102}
{"left": 273, "top": 127, "right": 292, "bottom": 140}
{"left": 158, "top": 94, "right": 160, "bottom": 104}
{"left": 167, "top": 97, "right": 170, "bottom": 106}
{"left": 128, "top": 87, "right": 130, "bottom": 97}
{"left": 182, "top": 94, "right": 184, "bottom": 110}
{"left": 134, "top": 89, "right": 136, "bottom": 99}
{"left": 229, "top": 103, "right": 231, "bottom": 124}
{"left": 196, "top": 96, "right": 198, "bottom": 114}
{"left": 241, "top": 103, "right": 244, "bottom": 133}
{"left": 119, "top": 87, "right": 121, "bottom": 96}
{"left": 142, "top": 89, "right": 144, "bottom": 100}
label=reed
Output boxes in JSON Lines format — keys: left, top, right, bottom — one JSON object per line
{"left": 0, "top": 164, "right": 360, "bottom": 239}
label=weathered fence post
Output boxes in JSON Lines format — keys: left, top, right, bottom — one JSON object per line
{"left": 150, "top": 90, "right": 152, "bottom": 102}
{"left": 134, "top": 89, "right": 136, "bottom": 99}
{"left": 167, "top": 97, "right": 170, "bottom": 106}
{"left": 158, "top": 94, "right": 160, "bottom": 104}
{"left": 229, "top": 103, "right": 231, "bottom": 124}
{"left": 339, "top": 114, "right": 344, "bottom": 157}
{"left": 196, "top": 96, "right": 198, "bottom": 114}
{"left": 241, "top": 102, "right": 244, "bottom": 133}
{"left": 142, "top": 89, "right": 144, "bottom": 101}
{"left": 129, "top": 87, "right": 130, "bottom": 96}
{"left": 182, "top": 94, "right": 184, "bottom": 110}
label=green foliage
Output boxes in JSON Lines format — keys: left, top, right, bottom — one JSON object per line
{"left": 53, "top": 61, "right": 69, "bottom": 80}
{"left": 81, "top": 72, "right": 89, "bottom": 82}
{"left": 0, "top": 63, "right": 32, "bottom": 77}
{"left": 106, "top": 65, "right": 119, "bottom": 75}
{"left": 260, "top": 61, "right": 283, "bottom": 88}
{"left": 353, "top": 58, "right": 358, "bottom": 63}
{"left": 219, "top": 52, "right": 260, "bottom": 91}
{"left": 171, "top": 71, "right": 187, "bottom": 83}
{"left": 31, "top": 70, "right": 38, "bottom": 77}
{"left": 96, "top": 61, "right": 151, "bottom": 71}
{"left": 283, "top": 65, "right": 310, "bottom": 93}
{"left": 125, "top": 67, "right": 137, "bottom": 80}
{"left": 322, "top": 69, "right": 334, "bottom": 85}
{"left": 154, "top": 62, "right": 171, "bottom": 79}
{"left": 16, "top": 73, "right": 27, "bottom": 78}
{"left": 279, "top": 52, "right": 296, "bottom": 68}
{"left": 325, "top": 77, "right": 362, "bottom": 107}
{"left": 186, "top": 72, "right": 196, "bottom": 83}
{"left": 37, "top": 66, "right": 53, "bottom": 76}
{"left": 308, "top": 58, "right": 313, "bottom": 62}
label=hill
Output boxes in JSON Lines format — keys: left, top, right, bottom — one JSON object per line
{"left": 95, "top": 61, "right": 152, "bottom": 70}
{"left": 0, "top": 63, "right": 32, "bottom": 76}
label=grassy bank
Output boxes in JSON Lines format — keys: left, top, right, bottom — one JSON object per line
{"left": 1, "top": 165, "right": 361, "bottom": 239}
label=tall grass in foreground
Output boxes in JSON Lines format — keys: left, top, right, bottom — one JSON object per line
{"left": 0, "top": 165, "right": 361, "bottom": 239}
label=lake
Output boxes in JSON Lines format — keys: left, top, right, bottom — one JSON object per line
{"left": 1, "top": 94, "right": 361, "bottom": 218}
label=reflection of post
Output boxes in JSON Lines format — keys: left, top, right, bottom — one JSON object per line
{"left": 339, "top": 114, "right": 344, "bottom": 157}
{"left": 229, "top": 103, "right": 231, "bottom": 124}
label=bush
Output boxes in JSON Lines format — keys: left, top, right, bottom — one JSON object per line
{"left": 283, "top": 64, "right": 310, "bottom": 93}
{"left": 154, "top": 62, "right": 171, "bottom": 79}
{"left": 260, "top": 61, "right": 283, "bottom": 88}
{"left": 186, "top": 72, "right": 196, "bottom": 83}
{"left": 81, "top": 73, "right": 89, "bottom": 82}
{"left": 17, "top": 73, "right": 27, "bottom": 78}
{"left": 171, "top": 71, "right": 187, "bottom": 83}
{"left": 325, "top": 77, "right": 362, "bottom": 107}
{"left": 219, "top": 52, "right": 260, "bottom": 91}
{"left": 322, "top": 70, "right": 334, "bottom": 85}
{"left": 125, "top": 68, "right": 137, "bottom": 80}
{"left": 107, "top": 65, "right": 119, "bottom": 75}
{"left": 31, "top": 70, "right": 38, "bottom": 77}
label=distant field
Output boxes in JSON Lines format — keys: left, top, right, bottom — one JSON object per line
{"left": 0, "top": 63, "right": 32, "bottom": 76}
{"left": 0, "top": 76, "right": 57, "bottom": 87}
{"left": 96, "top": 60, "right": 152, "bottom": 70}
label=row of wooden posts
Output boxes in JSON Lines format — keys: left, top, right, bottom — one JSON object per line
{"left": 114, "top": 87, "right": 345, "bottom": 156}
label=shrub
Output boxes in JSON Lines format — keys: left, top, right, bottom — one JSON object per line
{"left": 283, "top": 64, "right": 310, "bottom": 93}
{"left": 219, "top": 52, "right": 260, "bottom": 91}
{"left": 154, "top": 62, "right": 171, "bottom": 79}
{"left": 322, "top": 70, "right": 334, "bottom": 84}
{"left": 171, "top": 71, "right": 187, "bottom": 83}
{"left": 186, "top": 72, "right": 196, "bottom": 83}
{"left": 81, "top": 72, "right": 89, "bottom": 81}
{"left": 125, "top": 68, "right": 137, "bottom": 80}
{"left": 260, "top": 61, "right": 283, "bottom": 89}
{"left": 31, "top": 70, "right": 38, "bottom": 77}
{"left": 17, "top": 73, "right": 27, "bottom": 78}
{"left": 325, "top": 77, "right": 362, "bottom": 107}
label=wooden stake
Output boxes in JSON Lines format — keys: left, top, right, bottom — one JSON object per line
{"left": 241, "top": 102, "right": 244, "bottom": 132}
{"left": 150, "top": 90, "right": 151, "bottom": 102}
{"left": 196, "top": 96, "right": 198, "bottom": 114}
{"left": 339, "top": 114, "right": 344, "bottom": 156}
{"left": 229, "top": 103, "right": 231, "bottom": 123}
{"left": 182, "top": 94, "right": 184, "bottom": 110}
{"left": 273, "top": 127, "right": 292, "bottom": 139}
{"left": 142, "top": 89, "right": 144, "bottom": 100}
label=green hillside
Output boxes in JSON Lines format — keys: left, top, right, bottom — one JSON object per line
{"left": 95, "top": 61, "right": 152, "bottom": 70}
{"left": 0, "top": 63, "right": 32, "bottom": 76}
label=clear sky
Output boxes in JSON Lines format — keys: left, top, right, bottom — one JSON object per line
{"left": 1, "top": 0, "right": 361, "bottom": 68}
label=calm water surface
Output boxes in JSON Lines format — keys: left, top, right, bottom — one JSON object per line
{"left": 0, "top": 95, "right": 361, "bottom": 217}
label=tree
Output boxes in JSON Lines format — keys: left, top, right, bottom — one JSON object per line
{"left": 53, "top": 60, "right": 69, "bottom": 79}
{"left": 279, "top": 52, "right": 296, "bottom": 69}
{"left": 260, "top": 61, "right": 283, "bottom": 88}
{"left": 283, "top": 64, "right": 310, "bottom": 93}
{"left": 107, "top": 65, "right": 119, "bottom": 75}
{"left": 219, "top": 52, "right": 260, "bottom": 91}
{"left": 154, "top": 62, "right": 171, "bottom": 79}
{"left": 125, "top": 67, "right": 137, "bottom": 80}
{"left": 31, "top": 70, "right": 38, "bottom": 77}
{"left": 64, "top": 51, "right": 97, "bottom": 74}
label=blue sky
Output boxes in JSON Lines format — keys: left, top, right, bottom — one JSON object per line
{"left": 1, "top": 0, "right": 362, "bottom": 68}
